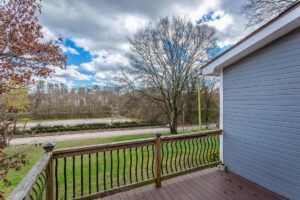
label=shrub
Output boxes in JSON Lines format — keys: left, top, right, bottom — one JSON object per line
{"left": 25, "top": 121, "right": 162, "bottom": 134}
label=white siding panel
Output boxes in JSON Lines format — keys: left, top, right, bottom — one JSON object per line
{"left": 223, "top": 27, "right": 300, "bottom": 199}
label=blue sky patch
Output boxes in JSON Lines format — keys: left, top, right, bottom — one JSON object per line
{"left": 196, "top": 11, "right": 221, "bottom": 24}
{"left": 64, "top": 39, "right": 93, "bottom": 66}
{"left": 60, "top": 39, "right": 96, "bottom": 87}
{"left": 206, "top": 45, "right": 231, "bottom": 61}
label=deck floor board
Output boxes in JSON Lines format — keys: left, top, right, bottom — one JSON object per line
{"left": 100, "top": 168, "right": 287, "bottom": 200}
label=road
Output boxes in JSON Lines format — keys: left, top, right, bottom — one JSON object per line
{"left": 9, "top": 125, "right": 216, "bottom": 145}
{"left": 18, "top": 117, "right": 132, "bottom": 129}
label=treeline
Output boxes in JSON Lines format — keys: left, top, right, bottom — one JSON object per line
{"left": 29, "top": 81, "right": 119, "bottom": 119}
{"left": 28, "top": 78, "right": 219, "bottom": 126}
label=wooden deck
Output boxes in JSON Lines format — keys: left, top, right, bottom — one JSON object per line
{"left": 101, "top": 168, "right": 286, "bottom": 200}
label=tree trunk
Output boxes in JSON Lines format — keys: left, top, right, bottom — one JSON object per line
{"left": 169, "top": 111, "right": 178, "bottom": 134}
{"left": 13, "top": 114, "right": 18, "bottom": 134}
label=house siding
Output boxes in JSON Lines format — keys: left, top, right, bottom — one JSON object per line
{"left": 223, "top": 27, "right": 300, "bottom": 199}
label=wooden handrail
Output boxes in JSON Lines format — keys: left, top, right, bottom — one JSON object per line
{"left": 6, "top": 153, "right": 52, "bottom": 200}
{"left": 53, "top": 130, "right": 222, "bottom": 159}
{"left": 161, "top": 129, "right": 222, "bottom": 142}
{"left": 53, "top": 138, "right": 156, "bottom": 158}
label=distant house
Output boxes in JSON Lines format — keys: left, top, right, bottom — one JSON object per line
{"left": 202, "top": 2, "right": 300, "bottom": 199}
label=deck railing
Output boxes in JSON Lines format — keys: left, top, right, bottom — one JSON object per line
{"left": 7, "top": 129, "right": 222, "bottom": 200}
{"left": 6, "top": 152, "right": 52, "bottom": 200}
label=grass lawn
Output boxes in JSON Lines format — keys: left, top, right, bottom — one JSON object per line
{"left": 1, "top": 128, "right": 217, "bottom": 198}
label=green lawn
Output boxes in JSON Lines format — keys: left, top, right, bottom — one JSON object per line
{"left": 1, "top": 128, "right": 218, "bottom": 198}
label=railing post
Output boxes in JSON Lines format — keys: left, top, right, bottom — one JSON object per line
{"left": 44, "top": 143, "right": 55, "bottom": 200}
{"left": 154, "top": 132, "right": 162, "bottom": 188}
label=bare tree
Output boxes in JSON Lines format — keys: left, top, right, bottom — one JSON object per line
{"left": 201, "top": 76, "right": 219, "bottom": 128}
{"left": 120, "top": 17, "right": 216, "bottom": 134}
{"left": 119, "top": 89, "right": 167, "bottom": 123}
{"left": 242, "top": 0, "right": 298, "bottom": 28}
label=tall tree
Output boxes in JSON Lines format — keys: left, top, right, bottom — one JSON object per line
{"left": 242, "top": 0, "right": 298, "bottom": 28}
{"left": 0, "top": 0, "right": 66, "bottom": 196}
{"left": 0, "top": 81, "right": 30, "bottom": 198}
{"left": 120, "top": 17, "right": 216, "bottom": 134}
{"left": 0, "top": 0, "right": 66, "bottom": 94}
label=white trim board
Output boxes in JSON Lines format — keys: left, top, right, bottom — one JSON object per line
{"left": 202, "top": 4, "right": 300, "bottom": 75}
{"left": 219, "top": 69, "right": 223, "bottom": 162}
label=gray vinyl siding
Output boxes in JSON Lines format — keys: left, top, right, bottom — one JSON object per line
{"left": 223, "top": 27, "right": 300, "bottom": 199}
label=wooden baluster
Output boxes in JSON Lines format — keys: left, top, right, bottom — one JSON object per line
{"left": 146, "top": 145, "right": 150, "bottom": 179}
{"left": 110, "top": 150, "right": 113, "bottom": 189}
{"left": 117, "top": 149, "right": 120, "bottom": 187}
{"left": 187, "top": 139, "right": 191, "bottom": 169}
{"left": 81, "top": 155, "right": 84, "bottom": 196}
{"left": 203, "top": 137, "right": 208, "bottom": 164}
{"left": 183, "top": 140, "right": 187, "bottom": 170}
{"left": 165, "top": 143, "right": 169, "bottom": 174}
{"left": 195, "top": 138, "right": 200, "bottom": 166}
{"left": 55, "top": 159, "right": 58, "bottom": 200}
{"left": 201, "top": 137, "right": 205, "bottom": 165}
{"left": 154, "top": 133, "right": 162, "bottom": 188}
{"left": 103, "top": 152, "right": 106, "bottom": 191}
{"left": 96, "top": 153, "right": 99, "bottom": 192}
{"left": 161, "top": 142, "right": 164, "bottom": 175}
{"left": 179, "top": 141, "right": 183, "bottom": 171}
{"left": 174, "top": 141, "right": 178, "bottom": 172}
{"left": 135, "top": 147, "right": 138, "bottom": 182}
{"left": 64, "top": 157, "right": 67, "bottom": 199}
{"left": 141, "top": 146, "right": 144, "bottom": 181}
{"left": 151, "top": 144, "right": 155, "bottom": 178}
{"left": 88, "top": 154, "right": 91, "bottom": 194}
{"left": 129, "top": 148, "right": 132, "bottom": 184}
{"left": 123, "top": 148, "right": 126, "bottom": 185}
{"left": 170, "top": 142, "right": 173, "bottom": 173}
{"left": 191, "top": 139, "right": 196, "bottom": 167}
{"left": 72, "top": 156, "right": 76, "bottom": 198}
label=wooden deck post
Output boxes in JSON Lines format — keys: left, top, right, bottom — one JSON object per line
{"left": 43, "top": 143, "right": 55, "bottom": 200}
{"left": 154, "top": 133, "right": 162, "bottom": 188}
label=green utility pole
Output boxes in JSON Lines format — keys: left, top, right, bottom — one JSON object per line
{"left": 198, "top": 79, "right": 201, "bottom": 132}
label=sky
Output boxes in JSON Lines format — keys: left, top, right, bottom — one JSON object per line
{"left": 39, "top": 0, "right": 249, "bottom": 88}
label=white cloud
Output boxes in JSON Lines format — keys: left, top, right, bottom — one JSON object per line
{"left": 60, "top": 45, "right": 80, "bottom": 55}
{"left": 79, "top": 49, "right": 130, "bottom": 81}
{"left": 45, "top": 76, "right": 75, "bottom": 88}
{"left": 38, "top": 0, "right": 250, "bottom": 85}
{"left": 40, "top": 0, "right": 248, "bottom": 53}
{"left": 122, "top": 15, "right": 148, "bottom": 34}
{"left": 118, "top": 43, "right": 131, "bottom": 51}
{"left": 207, "top": 11, "right": 233, "bottom": 31}
{"left": 41, "top": 65, "right": 92, "bottom": 88}
{"left": 41, "top": 26, "right": 57, "bottom": 41}
{"left": 94, "top": 72, "right": 107, "bottom": 80}
{"left": 53, "top": 65, "right": 91, "bottom": 80}
{"left": 174, "top": 0, "right": 219, "bottom": 22}
{"left": 93, "top": 70, "right": 123, "bottom": 82}
{"left": 198, "top": 10, "right": 245, "bottom": 46}
{"left": 80, "top": 50, "right": 129, "bottom": 73}
{"left": 73, "top": 38, "right": 95, "bottom": 52}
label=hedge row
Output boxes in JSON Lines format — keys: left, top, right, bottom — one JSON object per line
{"left": 26, "top": 121, "right": 161, "bottom": 134}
